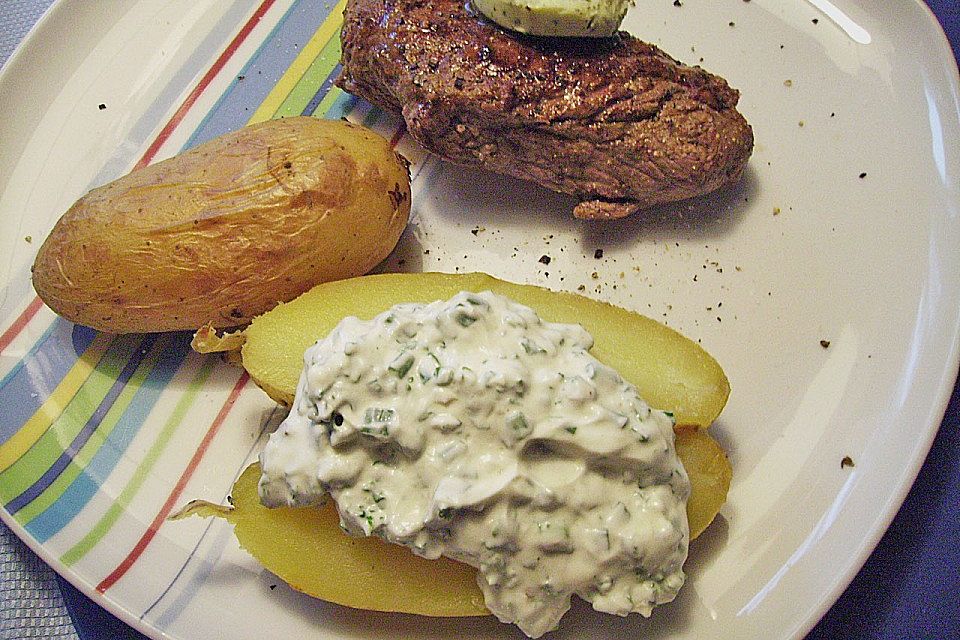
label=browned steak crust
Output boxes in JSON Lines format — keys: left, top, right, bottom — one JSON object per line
{"left": 338, "top": 0, "right": 754, "bottom": 219}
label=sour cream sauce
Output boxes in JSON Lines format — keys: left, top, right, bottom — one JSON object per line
{"left": 258, "top": 291, "right": 690, "bottom": 637}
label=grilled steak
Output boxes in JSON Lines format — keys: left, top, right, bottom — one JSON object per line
{"left": 338, "top": 0, "right": 754, "bottom": 219}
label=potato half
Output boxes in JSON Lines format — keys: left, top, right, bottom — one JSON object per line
{"left": 228, "top": 272, "right": 729, "bottom": 428}
{"left": 186, "top": 272, "right": 733, "bottom": 617}
{"left": 33, "top": 117, "right": 410, "bottom": 333}
{"left": 180, "top": 427, "right": 730, "bottom": 617}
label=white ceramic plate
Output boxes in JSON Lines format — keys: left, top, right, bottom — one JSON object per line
{"left": 1, "top": 0, "right": 958, "bottom": 638}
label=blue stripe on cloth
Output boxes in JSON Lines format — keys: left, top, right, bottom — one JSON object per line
{"left": 183, "top": 0, "right": 327, "bottom": 148}
{"left": 26, "top": 335, "right": 193, "bottom": 543}
{"left": 5, "top": 335, "right": 159, "bottom": 515}
{"left": 0, "top": 321, "right": 97, "bottom": 445}
{"left": 302, "top": 62, "right": 342, "bottom": 116}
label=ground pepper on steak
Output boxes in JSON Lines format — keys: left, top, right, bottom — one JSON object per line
{"left": 337, "top": 0, "right": 754, "bottom": 219}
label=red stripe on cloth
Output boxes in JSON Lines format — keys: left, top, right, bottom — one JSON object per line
{"left": 95, "top": 371, "right": 249, "bottom": 594}
{"left": 133, "top": 0, "right": 278, "bottom": 170}
{"left": 0, "top": 297, "right": 44, "bottom": 354}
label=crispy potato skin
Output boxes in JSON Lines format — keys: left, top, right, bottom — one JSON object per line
{"left": 32, "top": 117, "right": 411, "bottom": 333}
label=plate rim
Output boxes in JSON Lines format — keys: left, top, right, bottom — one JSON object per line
{"left": 0, "top": 0, "right": 958, "bottom": 638}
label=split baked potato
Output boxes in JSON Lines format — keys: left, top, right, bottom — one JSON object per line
{"left": 185, "top": 272, "right": 733, "bottom": 616}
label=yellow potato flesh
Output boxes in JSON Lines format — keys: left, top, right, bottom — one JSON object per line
{"left": 189, "top": 430, "right": 729, "bottom": 617}
{"left": 201, "top": 272, "right": 732, "bottom": 616}
{"left": 676, "top": 428, "right": 733, "bottom": 539}
{"left": 241, "top": 272, "right": 729, "bottom": 428}
{"left": 32, "top": 117, "right": 410, "bottom": 332}
{"left": 199, "top": 463, "right": 488, "bottom": 616}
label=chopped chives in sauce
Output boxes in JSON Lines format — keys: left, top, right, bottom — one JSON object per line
{"left": 258, "top": 291, "right": 689, "bottom": 638}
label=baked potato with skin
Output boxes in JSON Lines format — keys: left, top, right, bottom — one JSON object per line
{"left": 185, "top": 272, "right": 732, "bottom": 616}
{"left": 32, "top": 117, "right": 410, "bottom": 333}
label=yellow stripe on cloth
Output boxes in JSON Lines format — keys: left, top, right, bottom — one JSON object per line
{"left": 247, "top": 0, "right": 347, "bottom": 124}
{"left": 0, "top": 333, "right": 113, "bottom": 473}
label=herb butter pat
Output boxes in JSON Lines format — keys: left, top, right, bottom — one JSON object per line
{"left": 473, "top": 0, "right": 633, "bottom": 38}
{"left": 258, "top": 291, "right": 690, "bottom": 637}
